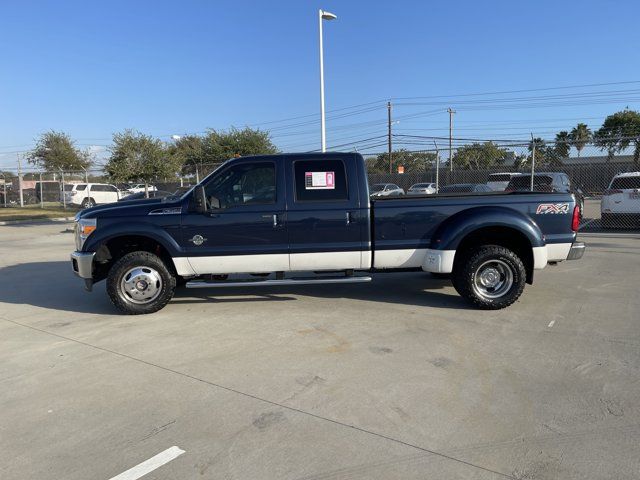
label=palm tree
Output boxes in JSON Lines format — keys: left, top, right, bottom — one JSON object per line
{"left": 554, "top": 131, "right": 570, "bottom": 159}
{"left": 569, "top": 123, "right": 592, "bottom": 157}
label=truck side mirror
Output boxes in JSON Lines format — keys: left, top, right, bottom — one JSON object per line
{"left": 195, "top": 186, "right": 207, "bottom": 213}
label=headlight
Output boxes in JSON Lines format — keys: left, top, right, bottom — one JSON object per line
{"left": 76, "top": 218, "right": 97, "bottom": 250}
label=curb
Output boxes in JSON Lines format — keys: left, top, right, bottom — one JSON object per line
{"left": 0, "top": 216, "right": 76, "bottom": 226}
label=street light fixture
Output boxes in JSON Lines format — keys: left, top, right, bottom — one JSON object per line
{"left": 318, "top": 9, "right": 337, "bottom": 152}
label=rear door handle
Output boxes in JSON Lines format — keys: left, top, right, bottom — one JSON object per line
{"left": 346, "top": 211, "right": 355, "bottom": 225}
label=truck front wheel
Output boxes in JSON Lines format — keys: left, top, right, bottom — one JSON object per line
{"left": 107, "top": 251, "right": 176, "bottom": 314}
{"left": 452, "top": 245, "right": 526, "bottom": 309}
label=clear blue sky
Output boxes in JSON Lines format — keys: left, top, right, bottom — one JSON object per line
{"left": 2, "top": 0, "right": 640, "bottom": 169}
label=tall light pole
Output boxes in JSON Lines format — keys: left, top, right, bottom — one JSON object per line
{"left": 319, "top": 9, "right": 337, "bottom": 152}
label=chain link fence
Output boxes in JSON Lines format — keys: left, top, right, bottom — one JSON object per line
{"left": 365, "top": 139, "right": 640, "bottom": 231}
{"left": 2, "top": 142, "right": 639, "bottom": 231}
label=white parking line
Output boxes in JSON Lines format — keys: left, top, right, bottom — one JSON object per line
{"left": 108, "top": 446, "right": 185, "bottom": 480}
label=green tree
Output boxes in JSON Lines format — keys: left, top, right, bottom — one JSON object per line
{"left": 367, "top": 149, "right": 437, "bottom": 174}
{"left": 569, "top": 123, "right": 592, "bottom": 157}
{"left": 26, "top": 131, "right": 91, "bottom": 171}
{"left": 594, "top": 109, "right": 640, "bottom": 165}
{"left": 528, "top": 137, "right": 563, "bottom": 167}
{"left": 202, "top": 127, "right": 278, "bottom": 164}
{"left": 452, "top": 142, "right": 508, "bottom": 169}
{"left": 554, "top": 131, "right": 571, "bottom": 159}
{"left": 168, "top": 135, "right": 205, "bottom": 179}
{"left": 106, "top": 130, "right": 179, "bottom": 196}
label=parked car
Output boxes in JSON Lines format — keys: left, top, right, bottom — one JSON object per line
{"left": 486, "top": 173, "right": 522, "bottom": 191}
{"left": 70, "top": 152, "right": 584, "bottom": 314}
{"left": 505, "top": 173, "right": 585, "bottom": 218}
{"left": 0, "top": 187, "right": 36, "bottom": 205}
{"left": 127, "top": 184, "right": 157, "bottom": 194}
{"left": 370, "top": 183, "right": 404, "bottom": 197}
{"left": 65, "top": 183, "right": 120, "bottom": 208}
{"left": 118, "top": 190, "right": 172, "bottom": 201}
{"left": 601, "top": 172, "right": 640, "bottom": 228}
{"left": 438, "top": 183, "right": 493, "bottom": 194}
{"left": 407, "top": 183, "right": 436, "bottom": 195}
{"left": 34, "top": 181, "right": 61, "bottom": 202}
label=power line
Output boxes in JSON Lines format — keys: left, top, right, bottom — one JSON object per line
{"left": 391, "top": 80, "right": 640, "bottom": 100}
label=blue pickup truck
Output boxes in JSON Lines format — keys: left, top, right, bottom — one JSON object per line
{"left": 71, "top": 152, "right": 584, "bottom": 314}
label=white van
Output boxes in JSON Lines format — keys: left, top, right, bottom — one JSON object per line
{"left": 64, "top": 183, "right": 120, "bottom": 208}
{"left": 487, "top": 173, "right": 522, "bottom": 191}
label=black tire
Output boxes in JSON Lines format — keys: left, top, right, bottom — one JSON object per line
{"left": 107, "top": 251, "right": 176, "bottom": 314}
{"left": 81, "top": 198, "right": 96, "bottom": 209}
{"left": 452, "top": 245, "right": 526, "bottom": 309}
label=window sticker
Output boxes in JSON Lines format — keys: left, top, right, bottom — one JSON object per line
{"left": 305, "top": 171, "right": 335, "bottom": 190}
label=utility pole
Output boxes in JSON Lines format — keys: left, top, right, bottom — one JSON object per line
{"left": 387, "top": 101, "right": 393, "bottom": 173}
{"left": 17, "top": 153, "right": 24, "bottom": 207}
{"left": 39, "top": 173, "right": 44, "bottom": 208}
{"left": 1, "top": 173, "right": 6, "bottom": 208}
{"left": 61, "top": 170, "right": 66, "bottom": 209}
{"left": 448, "top": 107, "right": 455, "bottom": 172}
{"left": 318, "top": 10, "right": 337, "bottom": 152}
{"left": 433, "top": 140, "right": 440, "bottom": 193}
{"left": 530, "top": 133, "right": 536, "bottom": 192}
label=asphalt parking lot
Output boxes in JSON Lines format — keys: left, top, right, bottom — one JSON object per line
{"left": 1, "top": 223, "right": 639, "bottom": 480}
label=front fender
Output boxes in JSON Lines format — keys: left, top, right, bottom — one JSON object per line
{"left": 430, "top": 205, "right": 545, "bottom": 251}
{"left": 82, "top": 220, "right": 183, "bottom": 256}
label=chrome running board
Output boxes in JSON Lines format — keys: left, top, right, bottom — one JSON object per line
{"left": 185, "top": 275, "right": 372, "bottom": 289}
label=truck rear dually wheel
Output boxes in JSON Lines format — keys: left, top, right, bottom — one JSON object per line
{"left": 107, "top": 251, "right": 176, "bottom": 314}
{"left": 452, "top": 245, "right": 526, "bottom": 309}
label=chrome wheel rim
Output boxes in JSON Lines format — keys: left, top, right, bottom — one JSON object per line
{"left": 473, "top": 259, "right": 513, "bottom": 300}
{"left": 120, "top": 266, "right": 163, "bottom": 304}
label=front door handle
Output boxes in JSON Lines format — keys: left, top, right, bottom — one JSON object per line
{"left": 262, "top": 213, "right": 279, "bottom": 227}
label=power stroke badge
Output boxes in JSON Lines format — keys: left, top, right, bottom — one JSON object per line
{"left": 536, "top": 203, "right": 569, "bottom": 214}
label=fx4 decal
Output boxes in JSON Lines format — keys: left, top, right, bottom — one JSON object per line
{"left": 536, "top": 203, "right": 569, "bottom": 214}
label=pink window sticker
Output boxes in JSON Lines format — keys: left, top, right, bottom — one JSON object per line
{"left": 304, "top": 171, "right": 335, "bottom": 189}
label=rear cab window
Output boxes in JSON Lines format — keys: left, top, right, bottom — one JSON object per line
{"left": 488, "top": 174, "right": 513, "bottom": 182}
{"left": 611, "top": 176, "right": 640, "bottom": 190}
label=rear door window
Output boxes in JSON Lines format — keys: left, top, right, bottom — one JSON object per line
{"left": 294, "top": 159, "right": 348, "bottom": 202}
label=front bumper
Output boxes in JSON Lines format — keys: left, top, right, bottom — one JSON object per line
{"left": 567, "top": 242, "right": 585, "bottom": 261}
{"left": 71, "top": 251, "right": 95, "bottom": 291}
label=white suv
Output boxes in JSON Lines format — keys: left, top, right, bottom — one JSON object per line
{"left": 601, "top": 172, "right": 640, "bottom": 228}
{"left": 64, "top": 183, "right": 120, "bottom": 208}
{"left": 487, "top": 172, "right": 522, "bottom": 191}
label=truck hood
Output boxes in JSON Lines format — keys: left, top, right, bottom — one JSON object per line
{"left": 76, "top": 197, "right": 183, "bottom": 220}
